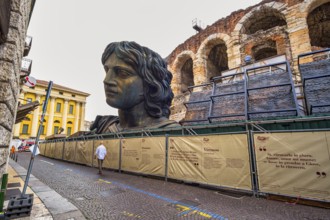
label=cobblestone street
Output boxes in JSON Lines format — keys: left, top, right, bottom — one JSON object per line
{"left": 16, "top": 152, "right": 330, "bottom": 220}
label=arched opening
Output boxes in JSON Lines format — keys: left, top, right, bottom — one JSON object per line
{"left": 54, "top": 120, "right": 60, "bottom": 124}
{"left": 252, "top": 40, "right": 277, "bottom": 61}
{"left": 307, "top": 2, "right": 330, "bottom": 48}
{"left": 207, "top": 43, "right": 228, "bottom": 80}
{"left": 180, "top": 58, "right": 194, "bottom": 93}
{"left": 242, "top": 8, "right": 287, "bottom": 35}
{"left": 67, "top": 121, "right": 73, "bottom": 124}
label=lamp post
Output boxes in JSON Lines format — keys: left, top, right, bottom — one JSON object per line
{"left": 21, "top": 81, "right": 53, "bottom": 196}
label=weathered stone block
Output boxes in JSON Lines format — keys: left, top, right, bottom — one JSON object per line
{"left": 0, "top": 126, "right": 11, "bottom": 146}
{"left": 11, "top": 0, "right": 22, "bottom": 11}
{"left": 0, "top": 61, "right": 15, "bottom": 82}
{"left": 0, "top": 103, "right": 13, "bottom": 129}
{"left": 0, "top": 43, "right": 16, "bottom": 61}
{"left": 0, "top": 82, "right": 17, "bottom": 112}
{"left": 9, "top": 11, "right": 22, "bottom": 30}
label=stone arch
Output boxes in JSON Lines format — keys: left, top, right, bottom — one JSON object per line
{"left": 306, "top": 0, "right": 330, "bottom": 48}
{"left": 196, "top": 33, "right": 231, "bottom": 81}
{"left": 234, "top": 2, "right": 288, "bottom": 34}
{"left": 252, "top": 40, "right": 277, "bottom": 61}
{"left": 234, "top": 3, "right": 289, "bottom": 63}
{"left": 172, "top": 51, "right": 195, "bottom": 94}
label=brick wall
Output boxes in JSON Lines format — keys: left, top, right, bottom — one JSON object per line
{"left": 168, "top": 0, "right": 326, "bottom": 122}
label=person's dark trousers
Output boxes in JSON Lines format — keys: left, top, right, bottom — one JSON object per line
{"left": 97, "top": 159, "right": 104, "bottom": 174}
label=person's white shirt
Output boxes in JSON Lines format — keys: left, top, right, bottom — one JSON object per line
{"left": 95, "top": 144, "right": 107, "bottom": 160}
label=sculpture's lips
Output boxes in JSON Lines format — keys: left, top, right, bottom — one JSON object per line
{"left": 105, "top": 89, "right": 117, "bottom": 95}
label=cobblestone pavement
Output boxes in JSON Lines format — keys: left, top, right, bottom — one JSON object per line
{"left": 16, "top": 152, "right": 330, "bottom": 220}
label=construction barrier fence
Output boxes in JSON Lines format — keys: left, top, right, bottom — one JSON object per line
{"left": 38, "top": 130, "right": 330, "bottom": 202}
{"left": 253, "top": 131, "right": 330, "bottom": 201}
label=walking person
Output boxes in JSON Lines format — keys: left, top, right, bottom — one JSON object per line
{"left": 95, "top": 141, "right": 107, "bottom": 175}
{"left": 10, "top": 145, "right": 16, "bottom": 159}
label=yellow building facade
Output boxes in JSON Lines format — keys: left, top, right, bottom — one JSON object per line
{"left": 13, "top": 80, "right": 90, "bottom": 140}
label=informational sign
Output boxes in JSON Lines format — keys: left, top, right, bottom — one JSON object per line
{"left": 44, "top": 142, "right": 51, "bottom": 157}
{"left": 63, "top": 141, "right": 76, "bottom": 162}
{"left": 24, "top": 76, "right": 36, "bottom": 87}
{"left": 28, "top": 145, "right": 40, "bottom": 156}
{"left": 121, "top": 137, "right": 166, "bottom": 176}
{"left": 54, "top": 142, "right": 64, "bottom": 160}
{"left": 49, "top": 142, "right": 56, "bottom": 158}
{"left": 168, "top": 134, "right": 251, "bottom": 190}
{"left": 75, "top": 140, "right": 93, "bottom": 166}
{"left": 139, "top": 137, "right": 165, "bottom": 175}
{"left": 39, "top": 142, "right": 45, "bottom": 155}
{"left": 254, "top": 131, "right": 330, "bottom": 201}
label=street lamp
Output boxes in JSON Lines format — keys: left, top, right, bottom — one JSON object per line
{"left": 20, "top": 58, "right": 32, "bottom": 77}
{"left": 23, "top": 36, "right": 33, "bottom": 56}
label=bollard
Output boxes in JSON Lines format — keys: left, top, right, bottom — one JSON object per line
{"left": 15, "top": 154, "right": 18, "bottom": 162}
{"left": 0, "top": 173, "right": 8, "bottom": 213}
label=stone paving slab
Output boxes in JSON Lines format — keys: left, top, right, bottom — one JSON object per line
{"left": 8, "top": 159, "right": 86, "bottom": 220}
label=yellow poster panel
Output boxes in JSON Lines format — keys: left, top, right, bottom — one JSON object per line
{"left": 39, "top": 143, "right": 45, "bottom": 155}
{"left": 49, "top": 142, "right": 56, "bottom": 158}
{"left": 202, "top": 134, "right": 251, "bottom": 190}
{"left": 94, "top": 139, "right": 120, "bottom": 170}
{"left": 121, "top": 138, "right": 142, "bottom": 172}
{"left": 139, "top": 137, "right": 165, "bottom": 176}
{"left": 168, "top": 136, "right": 204, "bottom": 183}
{"left": 254, "top": 131, "right": 330, "bottom": 201}
{"left": 63, "top": 141, "right": 76, "bottom": 162}
{"left": 121, "top": 137, "right": 166, "bottom": 176}
{"left": 54, "top": 142, "right": 64, "bottom": 160}
{"left": 75, "top": 140, "right": 93, "bottom": 166}
{"left": 44, "top": 142, "right": 50, "bottom": 157}
{"left": 168, "top": 134, "right": 251, "bottom": 190}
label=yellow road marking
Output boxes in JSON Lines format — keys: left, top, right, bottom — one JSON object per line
{"left": 98, "top": 179, "right": 112, "bottom": 184}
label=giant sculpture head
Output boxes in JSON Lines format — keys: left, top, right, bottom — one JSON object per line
{"left": 90, "top": 41, "right": 178, "bottom": 133}
{"left": 102, "top": 41, "right": 174, "bottom": 118}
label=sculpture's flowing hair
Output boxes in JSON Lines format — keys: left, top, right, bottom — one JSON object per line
{"left": 102, "top": 41, "right": 173, "bottom": 118}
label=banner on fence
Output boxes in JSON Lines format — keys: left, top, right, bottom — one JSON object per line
{"left": 168, "top": 134, "right": 251, "bottom": 190}
{"left": 254, "top": 131, "right": 330, "bottom": 201}
{"left": 75, "top": 140, "right": 93, "bottom": 166}
{"left": 94, "top": 139, "right": 120, "bottom": 170}
{"left": 49, "top": 142, "right": 56, "bottom": 158}
{"left": 54, "top": 142, "right": 64, "bottom": 160}
{"left": 44, "top": 142, "right": 50, "bottom": 157}
{"left": 63, "top": 141, "right": 76, "bottom": 162}
{"left": 39, "top": 142, "right": 46, "bottom": 155}
{"left": 121, "top": 137, "right": 166, "bottom": 176}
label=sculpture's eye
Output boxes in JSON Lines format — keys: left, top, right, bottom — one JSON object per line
{"left": 114, "top": 67, "right": 132, "bottom": 78}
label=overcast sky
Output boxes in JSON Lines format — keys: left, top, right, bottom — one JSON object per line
{"left": 27, "top": 0, "right": 261, "bottom": 121}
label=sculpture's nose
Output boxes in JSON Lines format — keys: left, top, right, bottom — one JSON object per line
{"left": 103, "top": 68, "right": 117, "bottom": 86}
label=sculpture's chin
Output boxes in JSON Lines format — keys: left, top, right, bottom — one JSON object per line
{"left": 105, "top": 97, "right": 117, "bottom": 108}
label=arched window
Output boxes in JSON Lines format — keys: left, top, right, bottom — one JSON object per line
{"left": 307, "top": 2, "right": 330, "bottom": 48}
{"left": 242, "top": 8, "right": 287, "bottom": 35}
{"left": 252, "top": 40, "right": 277, "bottom": 61}
{"left": 180, "top": 58, "right": 194, "bottom": 93}
{"left": 207, "top": 43, "right": 228, "bottom": 79}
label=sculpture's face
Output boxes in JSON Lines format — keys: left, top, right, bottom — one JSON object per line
{"left": 103, "top": 53, "right": 144, "bottom": 109}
